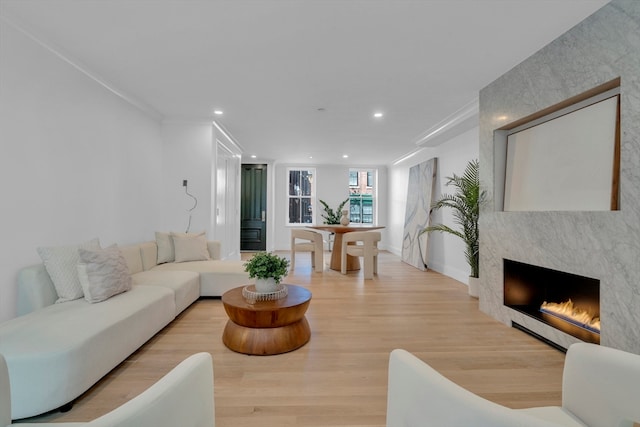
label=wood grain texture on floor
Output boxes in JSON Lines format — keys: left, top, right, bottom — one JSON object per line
{"left": 20, "top": 251, "right": 564, "bottom": 426}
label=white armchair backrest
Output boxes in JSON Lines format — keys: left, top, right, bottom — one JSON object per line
{"left": 342, "top": 231, "right": 381, "bottom": 246}
{"left": 291, "top": 229, "right": 322, "bottom": 246}
{"left": 386, "top": 349, "right": 559, "bottom": 427}
{"left": 86, "top": 352, "right": 214, "bottom": 427}
{"left": 562, "top": 343, "right": 640, "bottom": 427}
{"left": 1, "top": 352, "right": 214, "bottom": 427}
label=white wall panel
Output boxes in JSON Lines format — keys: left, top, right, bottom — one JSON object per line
{"left": 388, "top": 127, "right": 479, "bottom": 284}
{"left": 0, "top": 23, "right": 164, "bottom": 321}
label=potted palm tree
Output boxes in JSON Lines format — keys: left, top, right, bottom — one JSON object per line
{"left": 244, "top": 252, "right": 290, "bottom": 293}
{"left": 422, "top": 159, "right": 485, "bottom": 297}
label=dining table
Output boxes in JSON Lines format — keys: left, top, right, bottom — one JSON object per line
{"left": 308, "top": 224, "right": 385, "bottom": 271}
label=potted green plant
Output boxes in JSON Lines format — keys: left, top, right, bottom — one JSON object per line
{"left": 244, "top": 252, "right": 290, "bottom": 293}
{"left": 319, "top": 198, "right": 349, "bottom": 224}
{"left": 421, "top": 159, "right": 485, "bottom": 297}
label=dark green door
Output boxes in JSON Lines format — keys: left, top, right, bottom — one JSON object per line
{"left": 241, "top": 164, "right": 267, "bottom": 251}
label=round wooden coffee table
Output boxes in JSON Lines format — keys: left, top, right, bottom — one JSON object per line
{"left": 221, "top": 284, "right": 312, "bottom": 355}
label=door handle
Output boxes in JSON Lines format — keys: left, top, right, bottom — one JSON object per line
{"left": 261, "top": 210, "right": 266, "bottom": 222}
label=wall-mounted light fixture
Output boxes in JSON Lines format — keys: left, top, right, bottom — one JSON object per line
{"left": 183, "top": 179, "right": 198, "bottom": 233}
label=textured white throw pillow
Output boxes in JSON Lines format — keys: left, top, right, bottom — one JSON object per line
{"left": 155, "top": 231, "right": 175, "bottom": 264}
{"left": 77, "top": 245, "right": 132, "bottom": 303}
{"left": 37, "top": 238, "right": 101, "bottom": 303}
{"left": 171, "top": 232, "right": 210, "bottom": 263}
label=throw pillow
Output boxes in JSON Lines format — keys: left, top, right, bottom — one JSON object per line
{"left": 77, "top": 245, "right": 132, "bottom": 303}
{"left": 155, "top": 231, "right": 174, "bottom": 264}
{"left": 37, "top": 238, "right": 101, "bottom": 303}
{"left": 171, "top": 232, "right": 210, "bottom": 263}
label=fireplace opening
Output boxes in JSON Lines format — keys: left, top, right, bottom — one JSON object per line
{"left": 504, "top": 259, "right": 600, "bottom": 344}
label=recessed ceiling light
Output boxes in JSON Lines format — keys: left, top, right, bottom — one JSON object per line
{"left": 342, "top": 154, "right": 349, "bottom": 158}
{"left": 250, "top": 155, "right": 257, "bottom": 159}
{"left": 309, "top": 156, "right": 313, "bottom": 159}
{"left": 214, "top": 110, "right": 224, "bottom": 115}
{"left": 373, "top": 112, "right": 384, "bottom": 118}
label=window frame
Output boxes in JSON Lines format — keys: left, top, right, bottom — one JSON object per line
{"left": 349, "top": 171, "right": 359, "bottom": 187}
{"left": 286, "top": 167, "right": 316, "bottom": 225}
{"left": 348, "top": 168, "right": 376, "bottom": 225}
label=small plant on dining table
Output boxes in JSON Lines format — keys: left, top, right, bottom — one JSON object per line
{"left": 319, "top": 198, "right": 349, "bottom": 224}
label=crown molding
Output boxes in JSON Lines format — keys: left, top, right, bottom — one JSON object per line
{"left": 1, "top": 12, "right": 163, "bottom": 122}
{"left": 162, "top": 117, "right": 214, "bottom": 125}
{"left": 390, "top": 98, "right": 479, "bottom": 166}
{"left": 213, "top": 121, "right": 245, "bottom": 155}
{"left": 414, "top": 98, "right": 479, "bottom": 147}
{"left": 391, "top": 147, "right": 427, "bottom": 166}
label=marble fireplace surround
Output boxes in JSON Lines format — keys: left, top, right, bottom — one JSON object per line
{"left": 478, "top": 0, "right": 640, "bottom": 355}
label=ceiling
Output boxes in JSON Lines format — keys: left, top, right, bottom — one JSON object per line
{"left": 0, "top": 0, "right": 610, "bottom": 166}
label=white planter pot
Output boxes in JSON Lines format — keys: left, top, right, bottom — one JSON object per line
{"left": 255, "top": 277, "right": 278, "bottom": 293}
{"left": 468, "top": 276, "right": 479, "bottom": 298}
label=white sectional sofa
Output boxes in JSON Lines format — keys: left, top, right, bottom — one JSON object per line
{"left": 0, "top": 238, "right": 249, "bottom": 420}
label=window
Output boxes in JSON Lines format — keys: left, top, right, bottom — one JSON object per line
{"left": 349, "top": 168, "right": 376, "bottom": 224}
{"left": 287, "top": 168, "right": 315, "bottom": 224}
{"left": 349, "top": 171, "right": 359, "bottom": 187}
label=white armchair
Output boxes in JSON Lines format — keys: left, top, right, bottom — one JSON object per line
{"left": 386, "top": 343, "right": 640, "bottom": 427}
{"left": 290, "top": 229, "right": 324, "bottom": 273}
{"left": 1, "top": 352, "right": 215, "bottom": 427}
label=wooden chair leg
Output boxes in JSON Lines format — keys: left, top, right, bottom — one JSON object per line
{"left": 341, "top": 248, "right": 347, "bottom": 275}
{"left": 314, "top": 249, "right": 323, "bottom": 273}
{"left": 291, "top": 248, "right": 296, "bottom": 270}
{"left": 363, "top": 255, "right": 374, "bottom": 279}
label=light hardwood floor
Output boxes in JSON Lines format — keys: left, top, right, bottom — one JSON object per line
{"left": 21, "top": 251, "right": 565, "bottom": 426}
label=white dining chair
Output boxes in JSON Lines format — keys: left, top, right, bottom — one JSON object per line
{"left": 341, "top": 231, "right": 381, "bottom": 279}
{"left": 290, "top": 229, "right": 324, "bottom": 273}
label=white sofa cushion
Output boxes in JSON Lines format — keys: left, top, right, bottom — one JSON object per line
{"left": 78, "top": 245, "right": 132, "bottom": 303}
{"left": 132, "top": 270, "right": 200, "bottom": 315}
{"left": 155, "top": 232, "right": 175, "bottom": 264}
{"left": 119, "top": 244, "right": 144, "bottom": 275}
{"left": 151, "top": 259, "right": 250, "bottom": 296}
{"left": 36, "top": 238, "right": 101, "bottom": 303}
{"left": 171, "top": 232, "right": 210, "bottom": 263}
{"left": 139, "top": 242, "right": 159, "bottom": 271}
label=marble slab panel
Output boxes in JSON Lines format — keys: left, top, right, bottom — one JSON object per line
{"left": 478, "top": 0, "right": 640, "bottom": 354}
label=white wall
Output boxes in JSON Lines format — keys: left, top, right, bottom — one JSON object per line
{"left": 160, "top": 122, "right": 214, "bottom": 237}
{"left": 271, "top": 163, "right": 388, "bottom": 250}
{"left": 0, "top": 22, "right": 164, "bottom": 321}
{"left": 388, "top": 126, "right": 479, "bottom": 284}
{"left": 214, "top": 141, "right": 241, "bottom": 259}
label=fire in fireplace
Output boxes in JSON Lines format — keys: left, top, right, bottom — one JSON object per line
{"left": 540, "top": 299, "right": 600, "bottom": 333}
{"left": 504, "top": 259, "right": 600, "bottom": 344}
